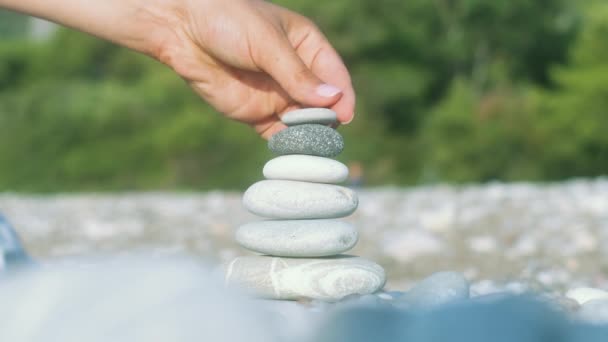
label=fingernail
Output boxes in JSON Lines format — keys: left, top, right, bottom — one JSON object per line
{"left": 343, "top": 113, "right": 354, "bottom": 125}
{"left": 316, "top": 84, "right": 342, "bottom": 97}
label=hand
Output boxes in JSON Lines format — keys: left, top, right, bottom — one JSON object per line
{"left": 0, "top": 0, "right": 355, "bottom": 138}
{"left": 149, "top": 0, "right": 355, "bottom": 138}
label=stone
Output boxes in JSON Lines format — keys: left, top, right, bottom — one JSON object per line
{"left": 566, "top": 287, "right": 608, "bottom": 305}
{"left": 224, "top": 255, "right": 386, "bottom": 301}
{"left": 263, "top": 155, "right": 349, "bottom": 184}
{"left": 236, "top": 220, "right": 358, "bottom": 257}
{"left": 578, "top": 299, "right": 608, "bottom": 324}
{"left": 395, "top": 271, "right": 470, "bottom": 310}
{"left": 313, "top": 306, "right": 408, "bottom": 342}
{"left": 404, "top": 296, "right": 568, "bottom": 342}
{"left": 281, "top": 108, "right": 338, "bottom": 126}
{"left": 243, "top": 180, "right": 358, "bottom": 219}
{"left": 268, "top": 124, "right": 344, "bottom": 157}
{"left": 0, "top": 215, "right": 31, "bottom": 270}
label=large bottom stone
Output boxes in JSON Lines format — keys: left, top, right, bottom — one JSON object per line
{"left": 224, "top": 256, "right": 386, "bottom": 301}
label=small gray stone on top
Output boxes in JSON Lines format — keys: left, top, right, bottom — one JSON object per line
{"left": 281, "top": 108, "right": 337, "bottom": 126}
{"left": 236, "top": 220, "right": 358, "bottom": 257}
{"left": 268, "top": 124, "right": 344, "bottom": 157}
{"left": 224, "top": 255, "right": 386, "bottom": 301}
{"left": 263, "top": 155, "right": 349, "bottom": 184}
{"left": 243, "top": 180, "right": 358, "bottom": 219}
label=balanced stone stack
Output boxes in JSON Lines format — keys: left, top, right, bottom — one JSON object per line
{"left": 225, "top": 108, "right": 386, "bottom": 302}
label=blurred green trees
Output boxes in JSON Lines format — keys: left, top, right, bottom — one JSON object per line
{"left": 0, "top": 1, "right": 606, "bottom": 191}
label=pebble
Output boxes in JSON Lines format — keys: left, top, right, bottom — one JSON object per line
{"left": 268, "top": 124, "right": 344, "bottom": 157}
{"left": 236, "top": 220, "right": 358, "bottom": 257}
{"left": 281, "top": 108, "right": 337, "bottom": 126}
{"left": 578, "top": 299, "right": 608, "bottom": 324}
{"left": 0, "top": 215, "right": 31, "bottom": 269}
{"left": 224, "top": 255, "right": 386, "bottom": 301}
{"left": 263, "top": 155, "right": 349, "bottom": 184}
{"left": 566, "top": 287, "right": 608, "bottom": 305}
{"left": 243, "top": 180, "right": 358, "bottom": 219}
{"left": 395, "top": 271, "right": 470, "bottom": 310}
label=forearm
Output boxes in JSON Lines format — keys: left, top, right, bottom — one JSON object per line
{"left": 0, "top": 0, "right": 177, "bottom": 57}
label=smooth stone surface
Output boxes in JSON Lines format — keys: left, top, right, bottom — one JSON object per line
{"left": 281, "top": 108, "right": 338, "bottom": 126}
{"left": 578, "top": 299, "right": 608, "bottom": 324}
{"left": 268, "top": 124, "right": 344, "bottom": 157}
{"left": 243, "top": 180, "right": 358, "bottom": 219}
{"left": 236, "top": 220, "right": 358, "bottom": 257}
{"left": 263, "top": 155, "right": 349, "bottom": 184}
{"left": 566, "top": 287, "right": 608, "bottom": 305}
{"left": 224, "top": 255, "right": 386, "bottom": 301}
{"left": 0, "top": 215, "right": 31, "bottom": 270}
{"left": 395, "top": 271, "right": 470, "bottom": 310}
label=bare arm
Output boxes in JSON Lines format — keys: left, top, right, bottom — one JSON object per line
{"left": 0, "top": 0, "right": 356, "bottom": 138}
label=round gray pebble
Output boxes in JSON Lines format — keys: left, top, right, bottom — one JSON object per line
{"left": 280, "top": 108, "right": 338, "bottom": 126}
{"left": 268, "top": 124, "right": 344, "bottom": 157}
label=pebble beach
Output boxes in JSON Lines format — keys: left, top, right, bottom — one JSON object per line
{"left": 1, "top": 178, "right": 608, "bottom": 340}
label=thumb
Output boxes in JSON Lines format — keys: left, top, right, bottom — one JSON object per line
{"left": 256, "top": 36, "right": 342, "bottom": 107}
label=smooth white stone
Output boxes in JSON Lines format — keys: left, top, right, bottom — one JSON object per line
{"left": 236, "top": 220, "right": 358, "bottom": 257}
{"left": 578, "top": 299, "right": 608, "bottom": 324}
{"left": 224, "top": 256, "right": 386, "bottom": 301}
{"left": 243, "top": 180, "right": 358, "bottom": 219}
{"left": 281, "top": 108, "right": 337, "bottom": 126}
{"left": 566, "top": 287, "right": 608, "bottom": 305}
{"left": 263, "top": 155, "right": 349, "bottom": 184}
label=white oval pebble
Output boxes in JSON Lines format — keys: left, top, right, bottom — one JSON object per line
{"left": 281, "top": 108, "right": 337, "bottom": 126}
{"left": 263, "top": 155, "right": 349, "bottom": 184}
{"left": 224, "top": 256, "right": 386, "bottom": 301}
{"left": 243, "top": 180, "right": 358, "bottom": 219}
{"left": 565, "top": 287, "right": 608, "bottom": 305}
{"left": 236, "top": 220, "right": 358, "bottom": 257}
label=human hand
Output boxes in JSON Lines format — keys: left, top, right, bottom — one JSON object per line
{"left": 0, "top": 0, "right": 355, "bottom": 138}
{"left": 150, "top": 0, "right": 355, "bottom": 138}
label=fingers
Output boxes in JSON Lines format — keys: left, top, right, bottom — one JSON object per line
{"left": 271, "top": 7, "right": 356, "bottom": 125}
{"left": 252, "top": 27, "right": 344, "bottom": 110}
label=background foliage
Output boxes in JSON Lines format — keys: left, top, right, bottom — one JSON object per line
{"left": 0, "top": 0, "right": 606, "bottom": 191}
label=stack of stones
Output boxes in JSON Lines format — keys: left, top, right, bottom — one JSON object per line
{"left": 225, "top": 108, "right": 386, "bottom": 302}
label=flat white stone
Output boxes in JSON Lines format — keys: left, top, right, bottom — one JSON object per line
{"left": 566, "top": 287, "right": 608, "bottom": 305}
{"left": 281, "top": 108, "right": 337, "bottom": 126}
{"left": 224, "top": 256, "right": 386, "bottom": 301}
{"left": 236, "top": 220, "right": 358, "bottom": 257}
{"left": 263, "top": 155, "right": 349, "bottom": 184}
{"left": 243, "top": 180, "right": 358, "bottom": 219}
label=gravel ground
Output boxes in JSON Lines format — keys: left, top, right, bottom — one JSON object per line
{"left": 1, "top": 178, "right": 608, "bottom": 297}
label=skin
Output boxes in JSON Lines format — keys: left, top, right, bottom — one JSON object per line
{"left": 0, "top": 0, "right": 356, "bottom": 139}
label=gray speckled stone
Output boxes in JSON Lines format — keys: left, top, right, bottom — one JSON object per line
{"left": 281, "top": 108, "right": 337, "bottom": 126}
{"left": 224, "top": 255, "right": 386, "bottom": 301}
{"left": 236, "top": 220, "right": 358, "bottom": 257}
{"left": 395, "top": 271, "right": 470, "bottom": 310}
{"left": 268, "top": 124, "right": 344, "bottom": 157}
{"left": 243, "top": 180, "right": 358, "bottom": 219}
{"left": 263, "top": 155, "right": 349, "bottom": 184}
